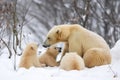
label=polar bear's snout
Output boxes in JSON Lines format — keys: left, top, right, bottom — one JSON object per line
{"left": 42, "top": 39, "right": 51, "bottom": 48}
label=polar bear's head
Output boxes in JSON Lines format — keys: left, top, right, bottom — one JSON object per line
{"left": 43, "top": 25, "right": 70, "bottom": 47}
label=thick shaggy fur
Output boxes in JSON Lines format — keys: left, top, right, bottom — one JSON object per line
{"left": 60, "top": 52, "right": 85, "bottom": 71}
{"left": 43, "top": 24, "right": 111, "bottom": 68}
{"left": 38, "top": 45, "right": 60, "bottom": 67}
{"left": 19, "top": 43, "right": 45, "bottom": 69}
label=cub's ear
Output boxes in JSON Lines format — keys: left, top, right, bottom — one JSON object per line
{"left": 31, "top": 46, "right": 34, "bottom": 50}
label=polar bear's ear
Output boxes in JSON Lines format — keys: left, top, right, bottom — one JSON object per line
{"left": 56, "top": 29, "right": 61, "bottom": 35}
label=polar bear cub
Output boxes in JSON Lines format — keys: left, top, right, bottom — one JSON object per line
{"left": 39, "top": 45, "right": 61, "bottom": 67}
{"left": 19, "top": 43, "right": 45, "bottom": 69}
{"left": 60, "top": 52, "right": 85, "bottom": 71}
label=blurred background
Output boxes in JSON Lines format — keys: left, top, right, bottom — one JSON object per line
{"left": 0, "top": 0, "right": 120, "bottom": 59}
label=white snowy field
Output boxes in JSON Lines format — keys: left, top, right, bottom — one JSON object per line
{"left": 0, "top": 40, "right": 120, "bottom": 80}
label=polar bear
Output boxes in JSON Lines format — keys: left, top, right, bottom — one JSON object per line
{"left": 19, "top": 43, "right": 45, "bottom": 69}
{"left": 60, "top": 52, "right": 85, "bottom": 71}
{"left": 43, "top": 24, "right": 111, "bottom": 68}
{"left": 38, "top": 45, "right": 61, "bottom": 67}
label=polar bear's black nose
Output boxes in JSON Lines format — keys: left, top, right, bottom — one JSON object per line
{"left": 42, "top": 44, "right": 50, "bottom": 48}
{"left": 42, "top": 44, "right": 47, "bottom": 48}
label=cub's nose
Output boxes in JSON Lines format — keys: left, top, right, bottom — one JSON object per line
{"left": 59, "top": 47, "right": 62, "bottom": 52}
{"left": 56, "top": 47, "right": 62, "bottom": 52}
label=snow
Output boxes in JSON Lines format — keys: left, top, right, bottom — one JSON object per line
{"left": 0, "top": 40, "right": 120, "bottom": 80}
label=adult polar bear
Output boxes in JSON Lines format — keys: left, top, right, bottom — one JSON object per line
{"left": 43, "top": 24, "right": 111, "bottom": 68}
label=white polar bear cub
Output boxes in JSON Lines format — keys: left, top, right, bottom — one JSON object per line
{"left": 60, "top": 52, "right": 85, "bottom": 71}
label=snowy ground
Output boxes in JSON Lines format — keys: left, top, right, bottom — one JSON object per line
{"left": 0, "top": 40, "right": 120, "bottom": 80}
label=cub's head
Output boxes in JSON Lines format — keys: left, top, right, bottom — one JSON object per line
{"left": 43, "top": 25, "right": 70, "bottom": 48}
{"left": 47, "top": 45, "right": 62, "bottom": 57}
{"left": 24, "top": 42, "right": 39, "bottom": 55}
